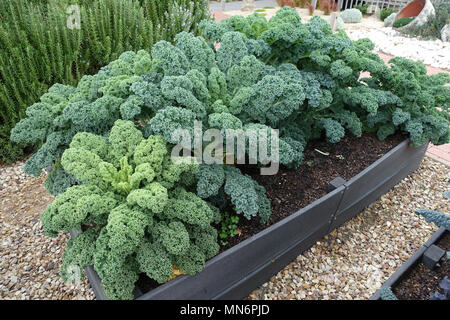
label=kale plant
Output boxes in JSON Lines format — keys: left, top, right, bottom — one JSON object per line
{"left": 393, "top": 17, "right": 414, "bottom": 28}
{"left": 11, "top": 29, "right": 305, "bottom": 204}
{"left": 42, "top": 120, "right": 220, "bottom": 300}
{"left": 199, "top": 7, "right": 450, "bottom": 147}
{"left": 10, "top": 51, "right": 156, "bottom": 194}
{"left": 11, "top": 8, "right": 450, "bottom": 229}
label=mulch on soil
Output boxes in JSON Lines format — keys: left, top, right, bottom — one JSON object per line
{"left": 393, "top": 232, "right": 450, "bottom": 300}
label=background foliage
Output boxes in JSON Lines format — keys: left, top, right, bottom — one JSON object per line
{"left": 0, "top": 0, "right": 210, "bottom": 163}
{"left": 380, "top": 8, "right": 396, "bottom": 21}
{"left": 354, "top": 3, "right": 368, "bottom": 15}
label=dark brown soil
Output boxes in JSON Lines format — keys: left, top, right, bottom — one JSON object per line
{"left": 224, "top": 132, "right": 406, "bottom": 251}
{"left": 136, "top": 132, "right": 407, "bottom": 294}
{"left": 393, "top": 232, "right": 450, "bottom": 300}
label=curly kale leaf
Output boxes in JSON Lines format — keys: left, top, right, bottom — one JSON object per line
{"left": 223, "top": 166, "right": 270, "bottom": 223}
{"left": 147, "top": 106, "right": 197, "bottom": 144}
{"left": 136, "top": 241, "right": 173, "bottom": 284}
{"left": 44, "top": 159, "right": 79, "bottom": 196}
{"left": 174, "top": 32, "right": 217, "bottom": 75}
{"left": 242, "top": 74, "right": 305, "bottom": 125}
{"left": 60, "top": 227, "right": 100, "bottom": 282}
{"left": 196, "top": 164, "right": 225, "bottom": 199}
{"left": 316, "top": 118, "right": 345, "bottom": 144}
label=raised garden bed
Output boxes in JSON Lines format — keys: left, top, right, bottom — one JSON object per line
{"left": 72, "top": 135, "right": 429, "bottom": 300}
{"left": 370, "top": 227, "right": 449, "bottom": 300}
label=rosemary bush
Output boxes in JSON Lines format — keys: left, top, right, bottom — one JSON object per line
{"left": 0, "top": 0, "right": 210, "bottom": 163}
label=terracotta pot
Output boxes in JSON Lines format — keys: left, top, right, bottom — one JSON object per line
{"left": 396, "top": 0, "right": 426, "bottom": 19}
{"left": 394, "top": 0, "right": 435, "bottom": 30}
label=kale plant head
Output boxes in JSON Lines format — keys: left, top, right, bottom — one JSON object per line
{"left": 42, "top": 120, "right": 221, "bottom": 300}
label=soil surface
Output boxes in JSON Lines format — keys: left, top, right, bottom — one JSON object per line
{"left": 137, "top": 132, "right": 406, "bottom": 294}
{"left": 227, "top": 132, "right": 406, "bottom": 251}
{"left": 393, "top": 232, "right": 450, "bottom": 300}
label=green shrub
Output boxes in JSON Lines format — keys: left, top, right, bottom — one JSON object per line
{"left": 293, "top": 0, "right": 308, "bottom": 8}
{"left": 393, "top": 17, "right": 414, "bottom": 28}
{"left": 42, "top": 119, "right": 221, "bottom": 300}
{"left": 400, "top": 2, "right": 450, "bottom": 39}
{"left": 380, "top": 8, "right": 396, "bottom": 21}
{"left": 341, "top": 8, "right": 363, "bottom": 23}
{"left": 354, "top": 4, "right": 369, "bottom": 15}
{"left": 0, "top": 0, "right": 210, "bottom": 164}
{"left": 0, "top": 126, "right": 28, "bottom": 164}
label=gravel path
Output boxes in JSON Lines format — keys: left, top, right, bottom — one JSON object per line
{"left": 248, "top": 156, "right": 449, "bottom": 300}
{"left": 346, "top": 28, "right": 450, "bottom": 70}
{"left": 1, "top": 156, "right": 448, "bottom": 300}
{"left": 0, "top": 163, "right": 94, "bottom": 300}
